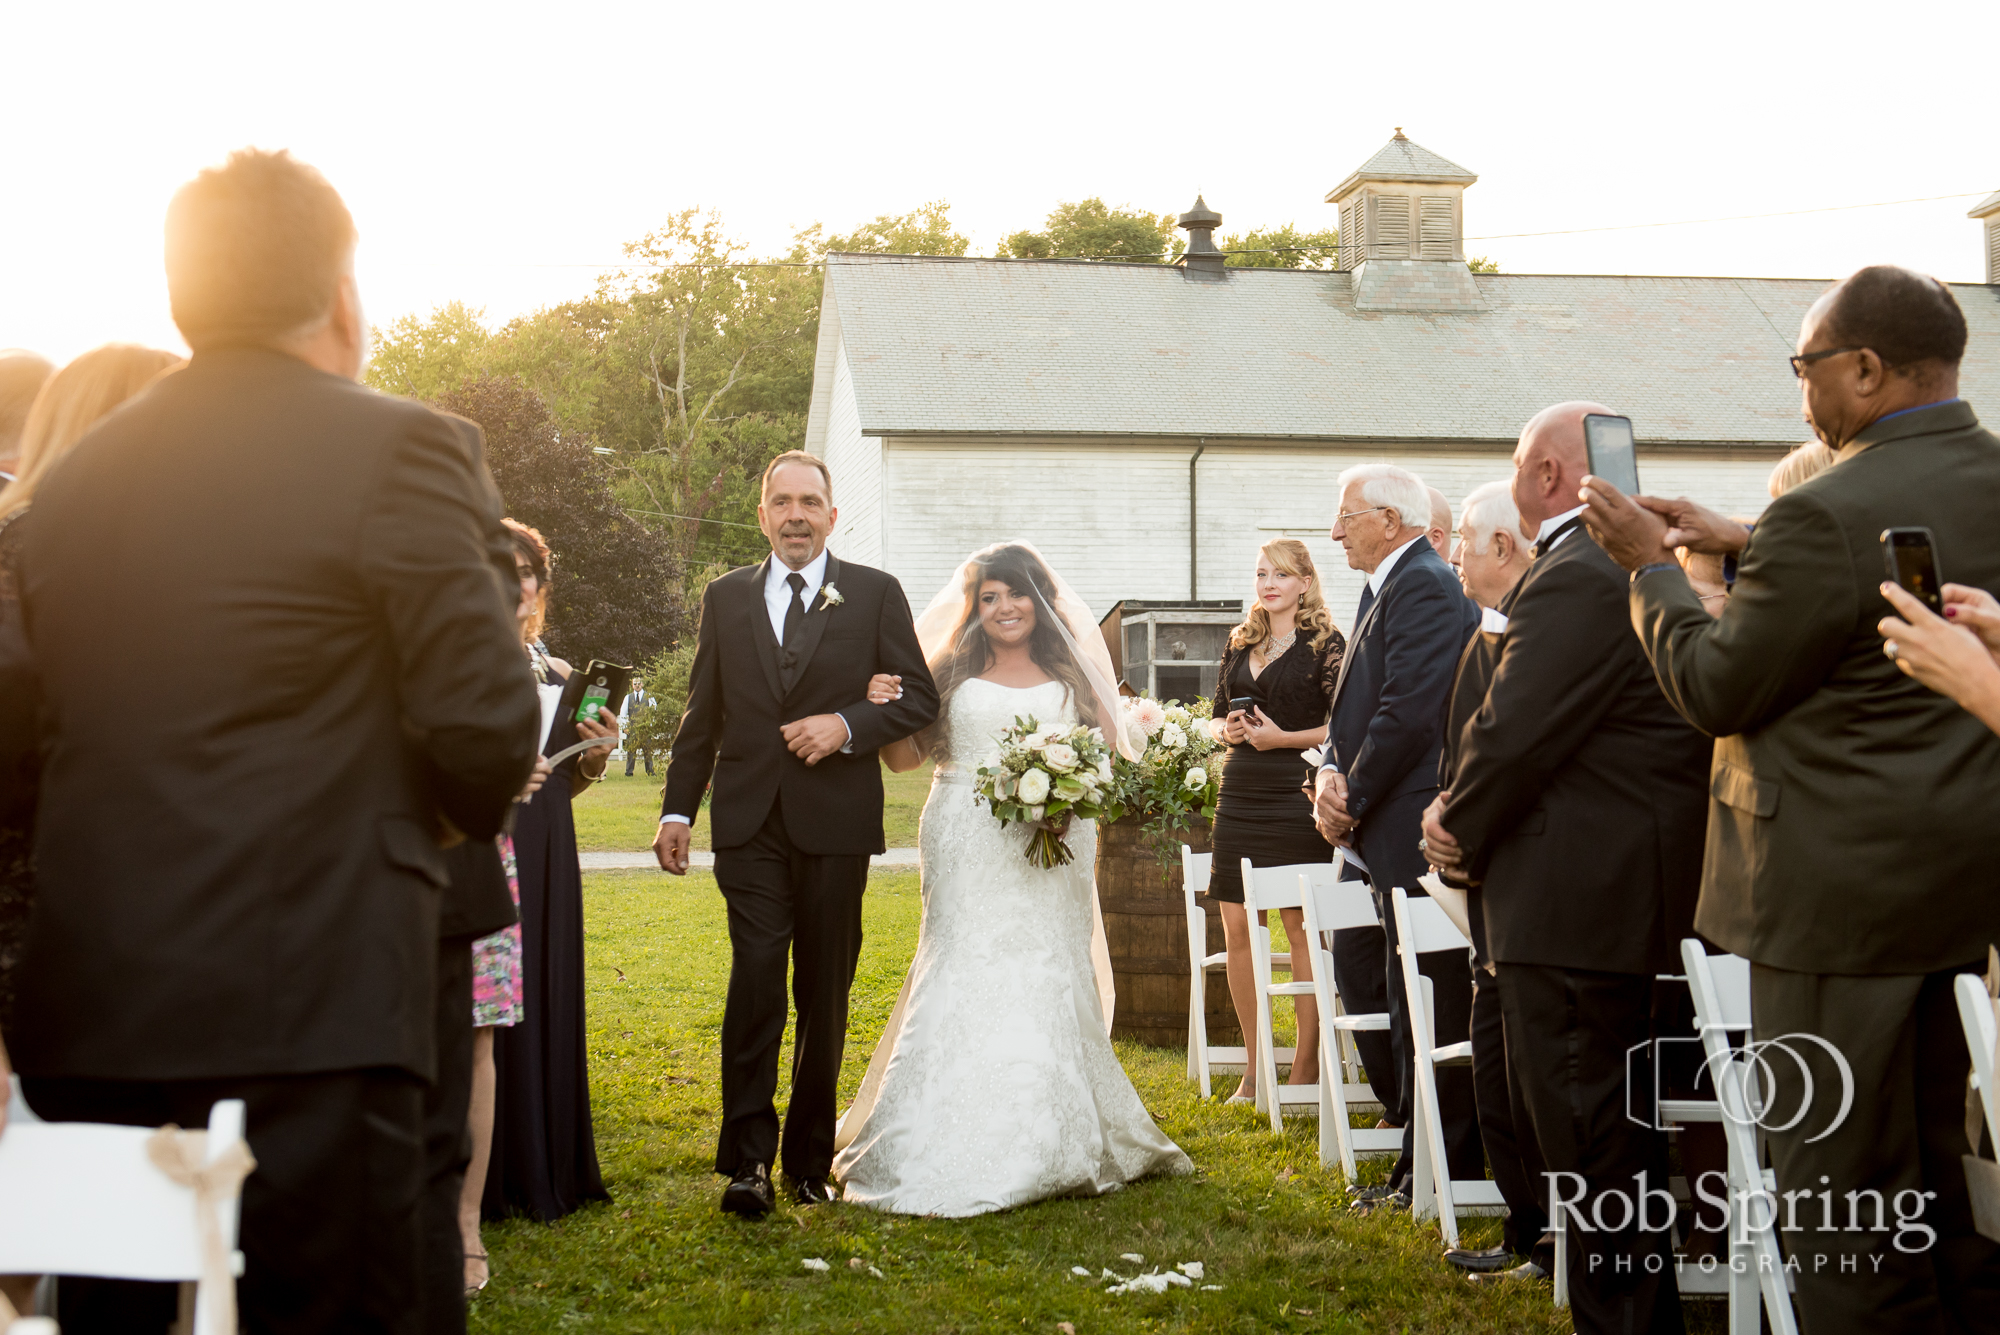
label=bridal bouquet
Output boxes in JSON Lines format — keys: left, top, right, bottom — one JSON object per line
{"left": 974, "top": 715, "right": 1118, "bottom": 869}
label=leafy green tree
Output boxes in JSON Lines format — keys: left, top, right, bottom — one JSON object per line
{"left": 433, "top": 374, "right": 685, "bottom": 664}
{"left": 1218, "top": 224, "right": 1342, "bottom": 270}
{"left": 997, "top": 198, "right": 1178, "bottom": 262}
{"left": 1468, "top": 255, "right": 1499, "bottom": 273}
{"left": 825, "top": 201, "right": 969, "bottom": 256}
{"left": 366, "top": 300, "right": 492, "bottom": 400}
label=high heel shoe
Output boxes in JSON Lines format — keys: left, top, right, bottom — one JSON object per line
{"left": 464, "top": 1251, "right": 490, "bottom": 1298}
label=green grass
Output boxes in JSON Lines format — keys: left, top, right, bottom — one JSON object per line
{"left": 572, "top": 764, "right": 932, "bottom": 853}
{"left": 467, "top": 867, "right": 1592, "bottom": 1334}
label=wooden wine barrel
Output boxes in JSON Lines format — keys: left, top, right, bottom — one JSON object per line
{"left": 1096, "top": 815, "right": 1242, "bottom": 1049}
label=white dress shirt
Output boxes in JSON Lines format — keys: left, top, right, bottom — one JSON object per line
{"left": 662, "top": 549, "right": 850, "bottom": 828}
{"left": 1367, "top": 534, "right": 1428, "bottom": 595}
{"left": 1535, "top": 504, "right": 1586, "bottom": 551}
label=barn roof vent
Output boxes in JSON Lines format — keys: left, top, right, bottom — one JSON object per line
{"left": 1326, "top": 130, "right": 1486, "bottom": 312}
{"left": 1177, "top": 195, "right": 1226, "bottom": 278}
{"left": 1972, "top": 189, "right": 2000, "bottom": 285}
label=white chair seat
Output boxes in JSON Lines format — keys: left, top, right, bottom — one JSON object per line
{"left": 1431, "top": 1040, "right": 1473, "bottom": 1065}
{"left": 1295, "top": 859, "right": 1397, "bottom": 1174}
{"left": 1329, "top": 1013, "right": 1390, "bottom": 1031}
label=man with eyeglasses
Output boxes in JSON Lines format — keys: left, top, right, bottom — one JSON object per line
{"left": 1581, "top": 265, "right": 2000, "bottom": 1332}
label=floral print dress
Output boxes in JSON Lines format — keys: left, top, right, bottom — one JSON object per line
{"left": 471, "top": 833, "right": 525, "bottom": 1027}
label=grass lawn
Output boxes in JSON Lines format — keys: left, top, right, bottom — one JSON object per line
{"left": 572, "top": 765, "right": 933, "bottom": 853}
{"left": 466, "top": 866, "right": 1612, "bottom": 1334}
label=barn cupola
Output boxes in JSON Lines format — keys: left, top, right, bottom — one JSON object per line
{"left": 1177, "top": 195, "right": 1227, "bottom": 277}
{"left": 1973, "top": 189, "right": 2000, "bottom": 285}
{"left": 1326, "top": 129, "right": 1487, "bottom": 311}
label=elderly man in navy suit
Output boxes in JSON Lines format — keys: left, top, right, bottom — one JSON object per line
{"left": 1314, "top": 463, "right": 1480, "bottom": 1210}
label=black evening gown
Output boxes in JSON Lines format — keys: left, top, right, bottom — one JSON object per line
{"left": 1205, "top": 632, "right": 1346, "bottom": 904}
{"left": 0, "top": 513, "right": 36, "bottom": 1042}
{"left": 484, "top": 755, "right": 609, "bottom": 1220}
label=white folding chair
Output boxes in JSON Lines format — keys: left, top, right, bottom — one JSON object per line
{"left": 1958, "top": 971, "right": 2000, "bottom": 1154}
{"left": 1244, "top": 859, "right": 1347, "bottom": 1131}
{"left": 0, "top": 1075, "right": 250, "bottom": 1335}
{"left": 1181, "top": 847, "right": 1238, "bottom": 1098}
{"left": 1299, "top": 869, "right": 1398, "bottom": 1176}
{"left": 1387, "top": 886, "right": 1503, "bottom": 1247}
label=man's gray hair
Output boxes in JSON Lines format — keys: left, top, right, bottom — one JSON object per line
{"left": 1336, "top": 463, "right": 1430, "bottom": 533}
{"left": 1459, "top": 480, "right": 1527, "bottom": 550}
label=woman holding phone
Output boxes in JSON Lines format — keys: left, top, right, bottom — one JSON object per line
{"left": 483, "top": 519, "right": 619, "bottom": 1224}
{"left": 1204, "top": 539, "right": 1345, "bottom": 1104}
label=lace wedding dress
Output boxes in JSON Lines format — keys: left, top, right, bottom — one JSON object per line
{"left": 832, "top": 678, "right": 1191, "bottom": 1216}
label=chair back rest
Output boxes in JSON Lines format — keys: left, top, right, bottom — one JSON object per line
{"left": 1302, "top": 874, "right": 1380, "bottom": 934}
{"left": 1680, "top": 938, "right": 1752, "bottom": 1032}
{"left": 1181, "top": 846, "right": 1212, "bottom": 901}
{"left": 0, "top": 1093, "right": 245, "bottom": 1282}
{"left": 1242, "top": 858, "right": 1341, "bottom": 913}
{"left": 1397, "top": 889, "right": 1471, "bottom": 955}
{"left": 1957, "top": 974, "right": 2000, "bottom": 1152}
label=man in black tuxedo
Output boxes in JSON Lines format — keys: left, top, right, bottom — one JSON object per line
{"left": 1313, "top": 464, "right": 1480, "bottom": 1206}
{"left": 654, "top": 451, "right": 937, "bottom": 1219}
{"left": 1423, "top": 403, "right": 1709, "bottom": 1334}
{"left": 4, "top": 149, "right": 539, "bottom": 1334}
{"left": 1433, "top": 480, "right": 1554, "bottom": 1283}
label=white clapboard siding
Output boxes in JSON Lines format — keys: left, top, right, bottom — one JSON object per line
{"left": 819, "top": 342, "right": 886, "bottom": 570}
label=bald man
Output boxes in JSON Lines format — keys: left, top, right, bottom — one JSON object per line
{"left": 1424, "top": 486, "right": 1452, "bottom": 557}
{"left": 1420, "top": 402, "right": 1709, "bottom": 1331}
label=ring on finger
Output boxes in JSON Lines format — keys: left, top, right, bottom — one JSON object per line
{"left": 1884, "top": 639, "right": 1900, "bottom": 662}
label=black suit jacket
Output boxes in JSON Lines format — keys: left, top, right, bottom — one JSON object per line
{"left": 1326, "top": 541, "right": 1479, "bottom": 881}
{"left": 1442, "top": 525, "right": 1709, "bottom": 976}
{"left": 1438, "top": 612, "right": 1504, "bottom": 966}
{"left": 4, "top": 347, "right": 540, "bottom": 1081}
{"left": 661, "top": 554, "right": 938, "bottom": 855}
{"left": 1632, "top": 399, "right": 2000, "bottom": 975}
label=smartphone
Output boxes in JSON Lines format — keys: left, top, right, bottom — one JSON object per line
{"left": 1229, "top": 696, "right": 1255, "bottom": 714}
{"left": 1881, "top": 528, "right": 1944, "bottom": 612}
{"left": 546, "top": 659, "right": 634, "bottom": 753}
{"left": 1582, "top": 414, "right": 1641, "bottom": 496}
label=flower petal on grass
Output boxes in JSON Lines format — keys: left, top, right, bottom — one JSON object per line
{"left": 801, "top": 1258, "right": 830, "bottom": 1273}
{"left": 1176, "top": 1262, "right": 1204, "bottom": 1280}
{"left": 1120, "top": 1252, "right": 1145, "bottom": 1263}
{"left": 1070, "top": 1266, "right": 1092, "bottom": 1277}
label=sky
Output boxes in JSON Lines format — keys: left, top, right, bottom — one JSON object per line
{"left": 4, "top": 0, "right": 1996, "bottom": 364}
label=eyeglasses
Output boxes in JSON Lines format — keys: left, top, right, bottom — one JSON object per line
{"left": 1789, "top": 346, "right": 1864, "bottom": 378}
{"left": 1335, "top": 506, "right": 1389, "bottom": 527}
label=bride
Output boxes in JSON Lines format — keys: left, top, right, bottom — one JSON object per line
{"left": 832, "top": 541, "right": 1191, "bottom": 1216}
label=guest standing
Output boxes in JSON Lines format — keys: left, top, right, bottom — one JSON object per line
{"left": 484, "top": 518, "right": 618, "bottom": 1222}
{"left": 1584, "top": 266, "right": 2000, "bottom": 1331}
{"left": 1312, "top": 463, "right": 1480, "bottom": 1209}
{"left": 1205, "top": 538, "right": 1343, "bottom": 1103}
{"left": 2, "top": 148, "right": 538, "bottom": 1335}
{"left": 0, "top": 344, "right": 183, "bottom": 1043}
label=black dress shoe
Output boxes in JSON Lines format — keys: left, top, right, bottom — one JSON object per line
{"left": 1350, "top": 1188, "right": 1410, "bottom": 1216}
{"left": 791, "top": 1176, "right": 836, "bottom": 1206}
{"left": 720, "top": 1162, "right": 774, "bottom": 1219}
{"left": 1466, "top": 1260, "right": 1549, "bottom": 1285}
{"left": 1442, "top": 1244, "right": 1515, "bottom": 1273}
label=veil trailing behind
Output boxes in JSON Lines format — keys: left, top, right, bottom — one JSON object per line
{"left": 832, "top": 541, "right": 1191, "bottom": 1215}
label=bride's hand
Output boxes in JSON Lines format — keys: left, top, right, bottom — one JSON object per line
{"left": 1039, "top": 809, "right": 1073, "bottom": 837}
{"left": 866, "top": 673, "right": 903, "bottom": 704}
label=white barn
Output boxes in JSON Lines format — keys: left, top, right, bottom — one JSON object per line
{"left": 805, "top": 134, "right": 2000, "bottom": 640}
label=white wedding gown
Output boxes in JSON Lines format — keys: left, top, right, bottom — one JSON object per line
{"left": 832, "top": 678, "right": 1191, "bottom": 1216}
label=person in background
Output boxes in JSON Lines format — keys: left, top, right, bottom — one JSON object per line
{"left": 1424, "top": 485, "right": 1453, "bottom": 557}
{"left": 1583, "top": 265, "right": 2000, "bottom": 1331}
{"left": 0, "top": 351, "right": 54, "bottom": 483}
{"left": 1203, "top": 538, "right": 1345, "bottom": 1104}
{"left": 1434, "top": 480, "right": 1551, "bottom": 1283}
{"left": 1879, "top": 582, "right": 2000, "bottom": 736}
{"left": 623, "top": 677, "right": 655, "bottom": 776}
{"left": 1675, "top": 441, "right": 1839, "bottom": 617}
{"left": 484, "top": 518, "right": 618, "bottom": 1223}
{"left": 1767, "top": 440, "right": 1836, "bottom": 498}
{"left": 0, "top": 342, "right": 182, "bottom": 1324}
{"left": 1314, "top": 463, "right": 1480, "bottom": 1212}
{"left": 1, "top": 148, "right": 539, "bottom": 1335}
{"left": 1425, "top": 405, "right": 1709, "bottom": 1330}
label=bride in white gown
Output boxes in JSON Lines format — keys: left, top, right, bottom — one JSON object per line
{"left": 832, "top": 541, "right": 1191, "bottom": 1216}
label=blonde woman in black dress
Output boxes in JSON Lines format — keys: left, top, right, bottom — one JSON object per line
{"left": 1205, "top": 539, "right": 1344, "bottom": 1104}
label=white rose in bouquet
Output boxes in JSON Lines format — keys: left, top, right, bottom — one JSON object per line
{"left": 1043, "top": 742, "right": 1079, "bottom": 772}
{"left": 1160, "top": 722, "right": 1187, "bottom": 751}
{"left": 1184, "top": 766, "right": 1208, "bottom": 791}
{"left": 1165, "top": 705, "right": 1192, "bottom": 727}
{"left": 1128, "top": 698, "right": 1166, "bottom": 736}
{"left": 1017, "top": 767, "right": 1051, "bottom": 804}
{"left": 1096, "top": 755, "right": 1115, "bottom": 783}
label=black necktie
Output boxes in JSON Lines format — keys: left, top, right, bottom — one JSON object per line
{"left": 782, "top": 572, "right": 807, "bottom": 648}
{"left": 1355, "top": 583, "right": 1376, "bottom": 630}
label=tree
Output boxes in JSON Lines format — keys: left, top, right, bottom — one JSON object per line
{"left": 997, "top": 198, "right": 1178, "bottom": 262}
{"left": 367, "top": 300, "right": 492, "bottom": 400}
{"left": 825, "top": 201, "right": 969, "bottom": 256}
{"left": 432, "top": 374, "right": 685, "bottom": 664}
{"left": 1218, "top": 224, "right": 1342, "bottom": 270}
{"left": 1468, "top": 255, "right": 1499, "bottom": 273}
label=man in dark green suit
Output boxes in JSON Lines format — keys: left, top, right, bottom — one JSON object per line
{"left": 1583, "top": 266, "right": 2000, "bottom": 1332}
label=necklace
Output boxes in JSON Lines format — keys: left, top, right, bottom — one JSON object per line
{"left": 1257, "top": 629, "right": 1297, "bottom": 666}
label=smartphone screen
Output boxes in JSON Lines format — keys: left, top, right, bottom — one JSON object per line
{"left": 576, "top": 678, "right": 612, "bottom": 723}
{"left": 1881, "top": 528, "right": 1943, "bottom": 612}
{"left": 1582, "top": 414, "right": 1641, "bottom": 496}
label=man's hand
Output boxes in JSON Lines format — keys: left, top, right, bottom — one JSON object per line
{"left": 1632, "top": 495, "right": 1751, "bottom": 556}
{"left": 781, "top": 714, "right": 850, "bottom": 766}
{"left": 654, "top": 819, "right": 692, "bottom": 875}
{"left": 1579, "top": 474, "right": 1678, "bottom": 571}
{"left": 1313, "top": 768, "right": 1354, "bottom": 846}
{"left": 1420, "top": 792, "right": 1469, "bottom": 879}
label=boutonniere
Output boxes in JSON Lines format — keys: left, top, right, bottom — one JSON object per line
{"left": 818, "top": 582, "right": 844, "bottom": 612}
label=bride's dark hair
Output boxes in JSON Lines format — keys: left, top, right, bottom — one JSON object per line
{"left": 918, "top": 543, "right": 1098, "bottom": 759}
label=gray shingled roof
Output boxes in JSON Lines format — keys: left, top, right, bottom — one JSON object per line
{"left": 1327, "top": 134, "right": 1478, "bottom": 201}
{"left": 815, "top": 255, "right": 2000, "bottom": 446}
